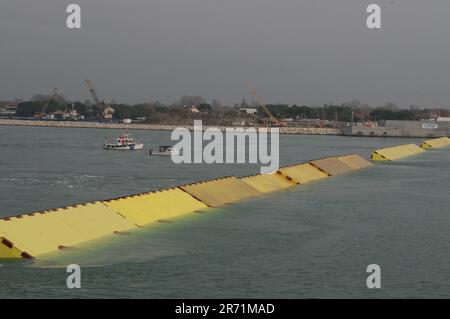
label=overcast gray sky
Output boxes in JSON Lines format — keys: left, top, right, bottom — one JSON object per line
{"left": 1, "top": 0, "right": 450, "bottom": 108}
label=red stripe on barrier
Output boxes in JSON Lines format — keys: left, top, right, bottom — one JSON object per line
{"left": 1, "top": 238, "right": 13, "bottom": 248}
{"left": 21, "top": 252, "right": 33, "bottom": 259}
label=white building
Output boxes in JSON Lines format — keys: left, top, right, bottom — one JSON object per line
{"left": 0, "top": 101, "right": 19, "bottom": 115}
{"left": 103, "top": 106, "right": 115, "bottom": 119}
{"left": 240, "top": 107, "right": 258, "bottom": 115}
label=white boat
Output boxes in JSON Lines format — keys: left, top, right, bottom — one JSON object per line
{"left": 149, "top": 145, "right": 181, "bottom": 156}
{"left": 104, "top": 134, "right": 144, "bottom": 150}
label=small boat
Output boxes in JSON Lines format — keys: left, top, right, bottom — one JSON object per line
{"left": 149, "top": 145, "right": 181, "bottom": 156}
{"left": 104, "top": 133, "right": 144, "bottom": 150}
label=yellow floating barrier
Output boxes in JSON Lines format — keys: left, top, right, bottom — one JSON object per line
{"left": 0, "top": 237, "right": 24, "bottom": 258}
{"left": 420, "top": 137, "right": 450, "bottom": 149}
{"left": 103, "top": 188, "right": 208, "bottom": 227}
{"left": 371, "top": 144, "right": 425, "bottom": 161}
{"left": 277, "top": 163, "right": 329, "bottom": 184}
{"left": 179, "top": 176, "right": 262, "bottom": 207}
{"left": 337, "top": 154, "right": 374, "bottom": 170}
{"left": 310, "top": 157, "right": 355, "bottom": 176}
{"left": 240, "top": 172, "right": 296, "bottom": 193}
{"left": 0, "top": 153, "right": 385, "bottom": 259}
{"left": 0, "top": 202, "right": 137, "bottom": 258}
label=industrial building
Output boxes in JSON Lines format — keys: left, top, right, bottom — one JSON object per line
{"left": 343, "top": 120, "right": 450, "bottom": 137}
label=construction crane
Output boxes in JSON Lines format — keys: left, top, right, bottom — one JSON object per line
{"left": 85, "top": 79, "right": 102, "bottom": 105}
{"left": 84, "top": 78, "right": 116, "bottom": 119}
{"left": 250, "top": 91, "right": 287, "bottom": 127}
{"left": 34, "top": 88, "right": 59, "bottom": 119}
{"left": 85, "top": 78, "right": 109, "bottom": 112}
{"left": 85, "top": 79, "right": 116, "bottom": 119}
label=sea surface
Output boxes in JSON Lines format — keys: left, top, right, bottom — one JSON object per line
{"left": 0, "top": 125, "right": 449, "bottom": 298}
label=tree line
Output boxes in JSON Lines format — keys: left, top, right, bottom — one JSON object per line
{"left": 13, "top": 94, "right": 449, "bottom": 123}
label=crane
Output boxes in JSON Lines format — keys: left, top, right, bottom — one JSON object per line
{"left": 85, "top": 78, "right": 108, "bottom": 111}
{"left": 34, "top": 88, "right": 59, "bottom": 119}
{"left": 250, "top": 91, "right": 287, "bottom": 127}
{"left": 85, "top": 79, "right": 101, "bottom": 105}
{"left": 84, "top": 79, "right": 115, "bottom": 119}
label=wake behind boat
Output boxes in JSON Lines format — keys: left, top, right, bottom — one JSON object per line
{"left": 104, "top": 133, "right": 144, "bottom": 150}
{"left": 149, "top": 145, "right": 181, "bottom": 156}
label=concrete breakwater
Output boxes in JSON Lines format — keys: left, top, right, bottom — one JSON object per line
{"left": 0, "top": 119, "right": 341, "bottom": 135}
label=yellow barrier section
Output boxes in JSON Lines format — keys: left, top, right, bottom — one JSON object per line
{"left": 179, "top": 176, "right": 262, "bottom": 207}
{"left": 420, "top": 137, "right": 450, "bottom": 149}
{"left": 1, "top": 153, "right": 383, "bottom": 259}
{"left": 0, "top": 202, "right": 137, "bottom": 258}
{"left": 103, "top": 188, "right": 208, "bottom": 227}
{"left": 337, "top": 154, "right": 374, "bottom": 170}
{"left": 0, "top": 237, "right": 25, "bottom": 258}
{"left": 277, "top": 163, "right": 329, "bottom": 184}
{"left": 240, "top": 173, "right": 296, "bottom": 193}
{"left": 310, "top": 157, "right": 355, "bottom": 176}
{"left": 371, "top": 144, "right": 425, "bottom": 161}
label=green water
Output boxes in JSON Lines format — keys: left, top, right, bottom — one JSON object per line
{"left": 0, "top": 126, "right": 449, "bottom": 298}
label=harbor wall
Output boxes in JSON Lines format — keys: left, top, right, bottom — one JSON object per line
{"left": 4, "top": 119, "right": 450, "bottom": 137}
{"left": 0, "top": 119, "right": 341, "bottom": 135}
{"left": 343, "top": 120, "right": 450, "bottom": 138}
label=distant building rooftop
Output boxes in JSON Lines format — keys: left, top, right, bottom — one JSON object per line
{"left": 0, "top": 101, "right": 19, "bottom": 115}
{"left": 0, "top": 101, "right": 19, "bottom": 108}
{"left": 240, "top": 107, "right": 258, "bottom": 115}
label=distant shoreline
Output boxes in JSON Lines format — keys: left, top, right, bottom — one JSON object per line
{"left": 0, "top": 119, "right": 342, "bottom": 135}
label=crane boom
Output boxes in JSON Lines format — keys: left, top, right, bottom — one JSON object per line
{"left": 84, "top": 78, "right": 115, "bottom": 119}
{"left": 42, "top": 88, "right": 59, "bottom": 114}
{"left": 85, "top": 79, "right": 101, "bottom": 105}
{"left": 251, "top": 91, "right": 287, "bottom": 126}
{"left": 34, "top": 88, "right": 59, "bottom": 119}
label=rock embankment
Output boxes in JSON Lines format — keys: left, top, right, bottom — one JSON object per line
{"left": 0, "top": 119, "right": 342, "bottom": 135}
